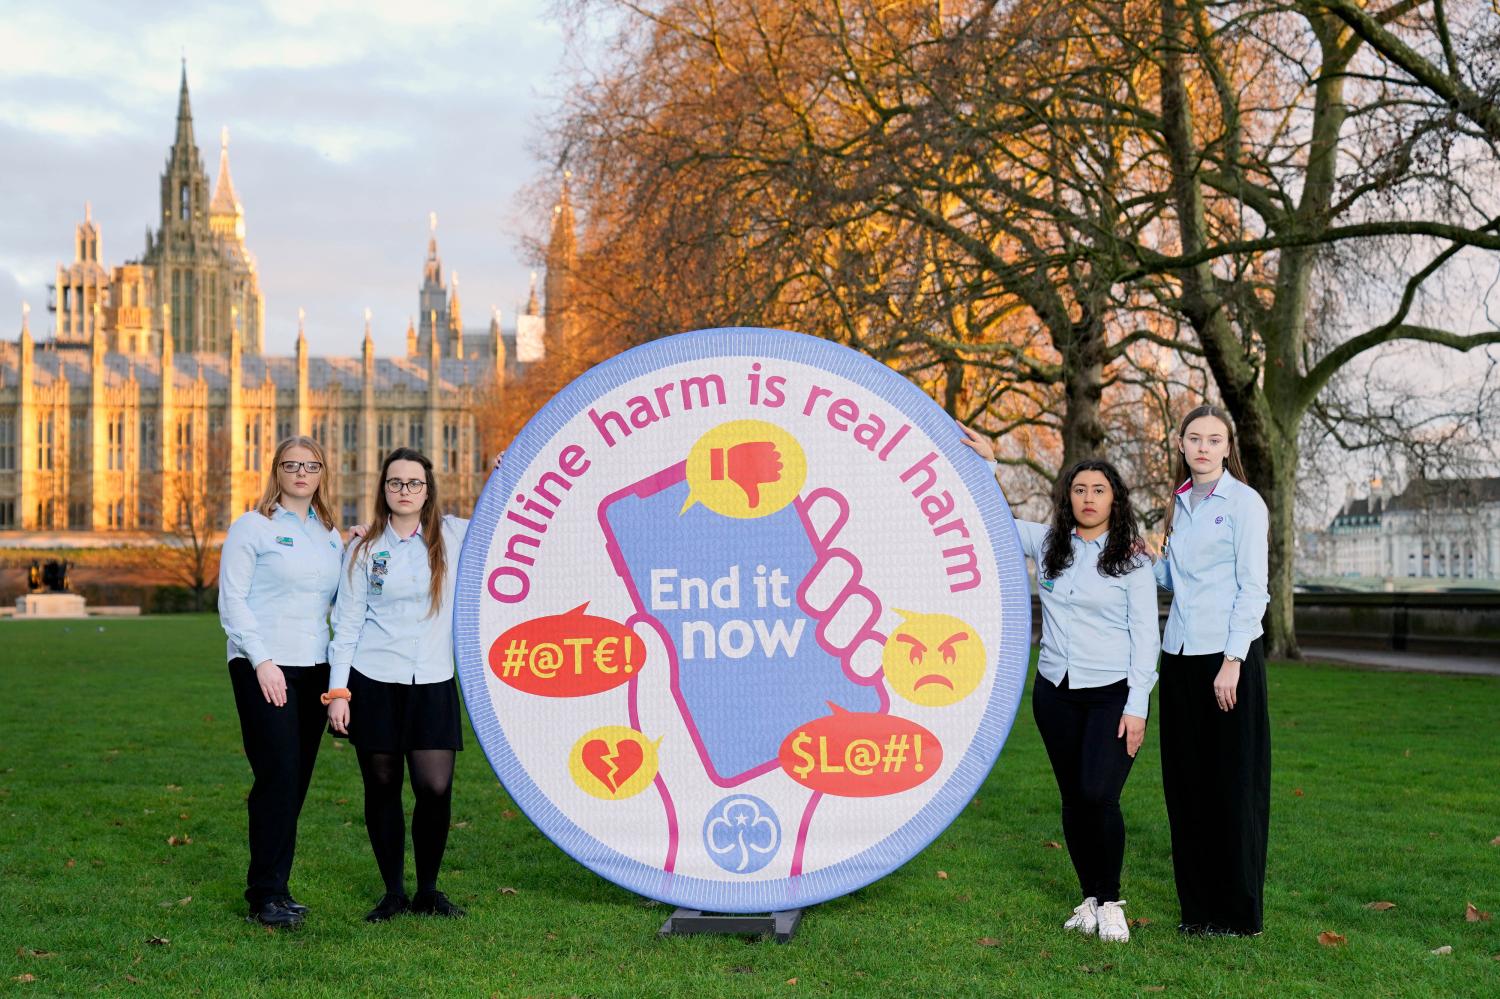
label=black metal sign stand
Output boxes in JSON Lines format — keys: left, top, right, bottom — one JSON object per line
{"left": 658, "top": 907, "right": 804, "bottom": 943}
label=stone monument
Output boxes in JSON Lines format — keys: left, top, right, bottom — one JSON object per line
{"left": 15, "top": 559, "right": 88, "bottom": 618}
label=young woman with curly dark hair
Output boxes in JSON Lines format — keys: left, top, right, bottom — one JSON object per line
{"left": 961, "top": 426, "right": 1159, "bottom": 944}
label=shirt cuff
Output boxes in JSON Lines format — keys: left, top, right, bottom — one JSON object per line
{"left": 1224, "top": 632, "right": 1255, "bottom": 661}
{"left": 1124, "top": 688, "right": 1151, "bottom": 720}
{"left": 328, "top": 661, "right": 352, "bottom": 693}
{"left": 242, "top": 640, "right": 271, "bottom": 668}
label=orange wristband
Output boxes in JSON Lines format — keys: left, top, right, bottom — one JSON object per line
{"left": 321, "top": 688, "right": 352, "bottom": 705}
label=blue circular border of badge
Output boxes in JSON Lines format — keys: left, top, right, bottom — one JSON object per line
{"left": 454, "top": 327, "right": 1031, "bottom": 913}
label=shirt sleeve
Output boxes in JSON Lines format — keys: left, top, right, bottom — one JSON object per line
{"left": 326, "top": 545, "right": 369, "bottom": 692}
{"left": 1225, "top": 493, "right": 1270, "bottom": 660}
{"left": 1014, "top": 519, "right": 1048, "bottom": 565}
{"left": 217, "top": 515, "right": 271, "bottom": 667}
{"left": 1123, "top": 563, "right": 1161, "bottom": 718}
{"left": 1153, "top": 540, "right": 1173, "bottom": 591}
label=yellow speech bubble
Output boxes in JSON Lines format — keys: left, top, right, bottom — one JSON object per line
{"left": 682, "top": 420, "right": 807, "bottom": 519}
{"left": 568, "top": 726, "right": 662, "bottom": 801}
{"left": 882, "top": 609, "right": 986, "bottom": 707}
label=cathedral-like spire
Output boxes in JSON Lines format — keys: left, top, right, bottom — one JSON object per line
{"left": 210, "top": 127, "right": 240, "bottom": 215}
{"left": 172, "top": 60, "right": 196, "bottom": 163}
{"left": 210, "top": 127, "right": 246, "bottom": 241}
{"left": 526, "top": 271, "right": 540, "bottom": 316}
{"left": 545, "top": 170, "right": 576, "bottom": 347}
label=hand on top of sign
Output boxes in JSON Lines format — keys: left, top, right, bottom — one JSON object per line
{"left": 956, "top": 422, "right": 997, "bottom": 463}
{"left": 493, "top": 450, "right": 505, "bottom": 471}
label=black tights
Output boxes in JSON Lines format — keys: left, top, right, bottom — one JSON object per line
{"left": 357, "top": 748, "right": 454, "bottom": 896}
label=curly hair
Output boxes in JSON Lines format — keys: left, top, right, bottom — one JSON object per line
{"left": 1041, "top": 459, "right": 1146, "bottom": 580}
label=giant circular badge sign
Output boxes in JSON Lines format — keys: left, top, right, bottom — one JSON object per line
{"left": 454, "top": 328, "right": 1030, "bottom": 912}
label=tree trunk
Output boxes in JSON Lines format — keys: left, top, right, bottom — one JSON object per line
{"left": 1059, "top": 315, "right": 1107, "bottom": 468}
{"left": 1236, "top": 415, "right": 1302, "bottom": 660}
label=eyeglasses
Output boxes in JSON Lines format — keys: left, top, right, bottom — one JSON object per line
{"left": 280, "top": 461, "right": 324, "bottom": 474}
{"left": 385, "top": 479, "right": 427, "bottom": 494}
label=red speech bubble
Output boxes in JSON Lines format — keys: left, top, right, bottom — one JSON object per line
{"left": 488, "top": 603, "right": 644, "bottom": 697}
{"left": 778, "top": 705, "right": 942, "bottom": 797}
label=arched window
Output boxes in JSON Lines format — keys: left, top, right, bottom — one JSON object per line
{"left": 180, "top": 183, "right": 190, "bottom": 220}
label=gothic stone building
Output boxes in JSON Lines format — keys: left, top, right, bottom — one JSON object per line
{"left": 0, "top": 68, "right": 574, "bottom": 534}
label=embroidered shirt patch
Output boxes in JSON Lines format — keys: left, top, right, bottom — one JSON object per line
{"left": 275, "top": 536, "right": 294, "bottom": 547}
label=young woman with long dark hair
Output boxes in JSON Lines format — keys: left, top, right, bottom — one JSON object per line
{"left": 1155, "top": 404, "right": 1270, "bottom": 936}
{"left": 961, "top": 427, "right": 1159, "bottom": 944}
{"left": 325, "top": 447, "right": 473, "bottom": 922}
{"left": 218, "top": 435, "right": 343, "bottom": 927}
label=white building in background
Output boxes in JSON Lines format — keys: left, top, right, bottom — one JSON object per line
{"left": 1305, "top": 475, "right": 1500, "bottom": 582}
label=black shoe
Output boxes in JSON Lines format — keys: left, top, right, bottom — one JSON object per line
{"left": 411, "top": 889, "right": 465, "bottom": 918}
{"left": 364, "top": 892, "right": 410, "bottom": 923}
{"left": 247, "top": 898, "right": 304, "bottom": 928}
{"left": 1177, "top": 922, "right": 1206, "bottom": 936}
{"left": 280, "top": 895, "right": 308, "bottom": 916}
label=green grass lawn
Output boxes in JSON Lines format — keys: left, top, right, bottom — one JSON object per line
{"left": 1, "top": 616, "right": 1496, "bottom": 998}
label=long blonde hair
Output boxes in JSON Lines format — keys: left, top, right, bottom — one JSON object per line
{"left": 348, "top": 447, "right": 447, "bottom": 617}
{"left": 255, "top": 435, "right": 335, "bottom": 527}
{"left": 1163, "top": 404, "right": 1247, "bottom": 536}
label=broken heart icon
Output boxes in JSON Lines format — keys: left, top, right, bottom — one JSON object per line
{"left": 580, "top": 737, "right": 645, "bottom": 794}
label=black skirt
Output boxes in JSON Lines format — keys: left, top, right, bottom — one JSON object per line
{"left": 345, "top": 668, "right": 464, "bottom": 753}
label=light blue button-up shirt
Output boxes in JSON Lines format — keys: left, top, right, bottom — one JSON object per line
{"left": 218, "top": 504, "right": 343, "bottom": 668}
{"left": 1154, "top": 469, "right": 1269, "bottom": 660}
{"left": 1015, "top": 521, "right": 1160, "bottom": 719}
{"left": 327, "top": 515, "right": 468, "bottom": 692}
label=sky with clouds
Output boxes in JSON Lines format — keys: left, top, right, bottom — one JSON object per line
{"left": 0, "top": 0, "right": 568, "bottom": 357}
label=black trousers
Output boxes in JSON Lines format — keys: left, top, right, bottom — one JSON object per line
{"left": 1159, "top": 639, "right": 1271, "bottom": 934}
{"left": 1032, "top": 673, "right": 1137, "bottom": 903}
{"left": 228, "top": 658, "right": 330, "bottom": 906}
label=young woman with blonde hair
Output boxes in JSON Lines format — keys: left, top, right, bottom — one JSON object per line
{"left": 218, "top": 435, "right": 344, "bottom": 927}
{"left": 1155, "top": 404, "right": 1270, "bottom": 936}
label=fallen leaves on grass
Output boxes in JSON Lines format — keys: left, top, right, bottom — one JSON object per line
{"left": 498, "top": 887, "right": 518, "bottom": 895}
{"left": 977, "top": 937, "right": 1001, "bottom": 947}
{"left": 16, "top": 949, "right": 54, "bottom": 959}
{"left": 1431, "top": 945, "right": 1452, "bottom": 956}
{"left": 1490, "top": 835, "right": 1500, "bottom": 846}
{"left": 452, "top": 820, "right": 469, "bottom": 829}
{"left": 1364, "top": 901, "right": 1397, "bottom": 911}
{"left": 14, "top": 974, "right": 36, "bottom": 983}
{"left": 124, "top": 974, "right": 142, "bottom": 984}
{"left": 936, "top": 870, "right": 949, "bottom": 880}
{"left": 545, "top": 932, "right": 558, "bottom": 941}
{"left": 1042, "top": 841, "right": 1062, "bottom": 849}
{"left": 166, "top": 835, "right": 191, "bottom": 847}
{"left": 1129, "top": 917, "right": 1152, "bottom": 928}
{"left": 64, "top": 858, "right": 75, "bottom": 868}
{"left": 785, "top": 978, "right": 798, "bottom": 986}
{"left": 1293, "top": 788, "right": 1304, "bottom": 797}
{"left": 1144, "top": 988, "right": 1166, "bottom": 993}
{"left": 1465, "top": 903, "right": 1491, "bottom": 922}
{"left": 1317, "top": 931, "right": 1347, "bottom": 947}
{"left": 501, "top": 809, "right": 516, "bottom": 820}
{"left": 165, "top": 784, "right": 181, "bottom": 792}
{"left": 145, "top": 937, "right": 169, "bottom": 947}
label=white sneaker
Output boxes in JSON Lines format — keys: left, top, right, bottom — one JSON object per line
{"left": 1097, "top": 899, "right": 1130, "bottom": 942}
{"left": 1063, "top": 897, "right": 1098, "bottom": 934}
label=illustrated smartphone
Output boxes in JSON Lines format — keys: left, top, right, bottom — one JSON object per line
{"left": 599, "top": 461, "right": 881, "bottom": 785}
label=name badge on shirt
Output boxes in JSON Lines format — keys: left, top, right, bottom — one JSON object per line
{"left": 1040, "top": 576, "right": 1055, "bottom": 592}
{"left": 275, "top": 536, "right": 294, "bottom": 547}
{"left": 370, "top": 553, "right": 390, "bottom": 595}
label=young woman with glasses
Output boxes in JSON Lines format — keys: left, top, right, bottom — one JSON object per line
{"left": 324, "top": 446, "right": 498, "bottom": 922}
{"left": 218, "top": 435, "right": 343, "bottom": 927}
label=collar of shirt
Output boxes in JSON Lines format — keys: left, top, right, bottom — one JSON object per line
{"left": 1174, "top": 468, "right": 1247, "bottom": 509}
{"left": 272, "top": 503, "right": 320, "bottom": 526}
{"left": 1072, "top": 529, "right": 1108, "bottom": 550}
{"left": 382, "top": 520, "right": 425, "bottom": 547}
